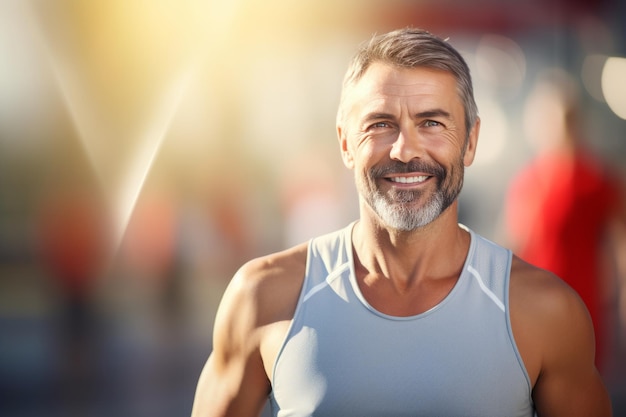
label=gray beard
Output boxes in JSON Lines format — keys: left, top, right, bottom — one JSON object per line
{"left": 371, "top": 188, "right": 445, "bottom": 231}
{"left": 363, "top": 159, "right": 464, "bottom": 232}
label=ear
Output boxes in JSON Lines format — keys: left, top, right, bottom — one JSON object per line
{"left": 337, "top": 125, "right": 355, "bottom": 169}
{"left": 463, "top": 117, "right": 480, "bottom": 167}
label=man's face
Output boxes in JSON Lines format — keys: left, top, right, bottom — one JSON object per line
{"left": 337, "top": 63, "right": 479, "bottom": 231}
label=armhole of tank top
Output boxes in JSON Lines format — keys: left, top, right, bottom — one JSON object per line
{"left": 504, "top": 249, "right": 534, "bottom": 397}
{"left": 269, "top": 237, "right": 315, "bottom": 390}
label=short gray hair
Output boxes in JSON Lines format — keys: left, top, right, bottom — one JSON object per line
{"left": 337, "top": 28, "right": 478, "bottom": 137}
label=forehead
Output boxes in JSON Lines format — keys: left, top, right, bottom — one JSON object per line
{"left": 344, "top": 62, "right": 461, "bottom": 116}
{"left": 364, "top": 63, "right": 456, "bottom": 93}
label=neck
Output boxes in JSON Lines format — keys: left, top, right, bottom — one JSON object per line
{"left": 352, "top": 202, "right": 469, "bottom": 288}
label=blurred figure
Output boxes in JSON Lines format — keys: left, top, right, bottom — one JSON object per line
{"left": 37, "top": 188, "right": 110, "bottom": 415}
{"left": 503, "top": 69, "right": 626, "bottom": 371}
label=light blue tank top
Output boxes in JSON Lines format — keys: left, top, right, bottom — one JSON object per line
{"left": 269, "top": 222, "right": 534, "bottom": 417}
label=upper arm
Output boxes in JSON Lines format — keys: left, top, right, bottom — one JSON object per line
{"left": 190, "top": 262, "right": 272, "bottom": 417}
{"left": 520, "top": 267, "right": 613, "bottom": 416}
{"left": 190, "top": 244, "right": 307, "bottom": 417}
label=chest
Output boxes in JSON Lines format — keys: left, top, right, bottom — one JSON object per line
{"left": 358, "top": 273, "right": 459, "bottom": 316}
{"left": 269, "top": 276, "right": 533, "bottom": 417}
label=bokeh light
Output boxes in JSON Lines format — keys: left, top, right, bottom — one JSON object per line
{"left": 602, "top": 56, "right": 626, "bottom": 120}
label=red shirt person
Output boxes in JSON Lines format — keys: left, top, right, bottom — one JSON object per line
{"left": 504, "top": 70, "right": 625, "bottom": 370}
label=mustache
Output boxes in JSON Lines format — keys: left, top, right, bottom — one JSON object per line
{"left": 370, "top": 160, "right": 445, "bottom": 178}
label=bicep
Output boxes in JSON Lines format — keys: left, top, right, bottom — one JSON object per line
{"left": 191, "top": 272, "right": 271, "bottom": 417}
{"left": 532, "top": 285, "right": 612, "bottom": 417}
{"left": 533, "top": 351, "right": 611, "bottom": 417}
{"left": 191, "top": 353, "right": 269, "bottom": 417}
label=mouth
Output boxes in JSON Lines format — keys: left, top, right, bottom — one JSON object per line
{"left": 387, "top": 175, "right": 430, "bottom": 184}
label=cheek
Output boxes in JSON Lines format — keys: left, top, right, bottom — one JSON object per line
{"left": 352, "top": 155, "right": 376, "bottom": 188}
{"left": 350, "top": 141, "right": 377, "bottom": 167}
{"left": 431, "top": 132, "right": 466, "bottom": 161}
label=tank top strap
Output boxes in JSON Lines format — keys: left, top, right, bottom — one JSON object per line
{"left": 462, "top": 224, "right": 513, "bottom": 313}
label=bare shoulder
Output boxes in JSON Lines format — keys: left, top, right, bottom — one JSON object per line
{"left": 509, "top": 255, "right": 612, "bottom": 416}
{"left": 509, "top": 255, "right": 586, "bottom": 324}
{"left": 190, "top": 243, "right": 308, "bottom": 417}
{"left": 509, "top": 255, "right": 591, "bottom": 375}
{"left": 229, "top": 242, "right": 309, "bottom": 326}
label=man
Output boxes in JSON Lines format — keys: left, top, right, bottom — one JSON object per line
{"left": 503, "top": 69, "right": 626, "bottom": 373}
{"left": 191, "top": 28, "right": 612, "bottom": 416}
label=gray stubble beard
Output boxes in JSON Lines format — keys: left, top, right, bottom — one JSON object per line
{"left": 363, "top": 159, "right": 465, "bottom": 232}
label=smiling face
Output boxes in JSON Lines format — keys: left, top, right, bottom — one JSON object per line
{"left": 337, "top": 63, "right": 480, "bottom": 231}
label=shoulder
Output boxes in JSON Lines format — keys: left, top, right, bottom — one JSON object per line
{"left": 509, "top": 257, "right": 612, "bottom": 415}
{"left": 509, "top": 255, "right": 584, "bottom": 313}
{"left": 221, "top": 242, "right": 309, "bottom": 329}
{"left": 191, "top": 243, "right": 309, "bottom": 417}
{"left": 508, "top": 255, "right": 595, "bottom": 382}
{"left": 509, "top": 254, "right": 593, "bottom": 343}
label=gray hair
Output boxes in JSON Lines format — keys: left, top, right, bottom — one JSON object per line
{"left": 337, "top": 28, "right": 478, "bottom": 137}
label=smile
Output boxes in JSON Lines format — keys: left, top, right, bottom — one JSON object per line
{"left": 389, "top": 175, "right": 429, "bottom": 184}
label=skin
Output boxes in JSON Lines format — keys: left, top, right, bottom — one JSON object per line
{"left": 190, "top": 63, "right": 612, "bottom": 417}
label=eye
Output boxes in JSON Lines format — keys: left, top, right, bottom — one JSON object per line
{"left": 369, "top": 121, "right": 390, "bottom": 130}
{"left": 423, "top": 120, "right": 442, "bottom": 128}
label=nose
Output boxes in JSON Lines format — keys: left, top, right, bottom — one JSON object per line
{"left": 389, "top": 127, "right": 424, "bottom": 163}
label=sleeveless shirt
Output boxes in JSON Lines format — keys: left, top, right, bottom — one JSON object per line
{"left": 269, "top": 222, "right": 535, "bottom": 416}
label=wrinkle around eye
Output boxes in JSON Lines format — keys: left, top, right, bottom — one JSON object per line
{"left": 360, "top": 122, "right": 394, "bottom": 136}
{"left": 370, "top": 121, "right": 391, "bottom": 129}
{"left": 423, "top": 120, "right": 443, "bottom": 128}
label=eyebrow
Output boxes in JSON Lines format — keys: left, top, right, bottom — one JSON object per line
{"left": 362, "top": 109, "right": 452, "bottom": 122}
{"left": 414, "top": 109, "right": 452, "bottom": 119}
{"left": 362, "top": 112, "right": 395, "bottom": 123}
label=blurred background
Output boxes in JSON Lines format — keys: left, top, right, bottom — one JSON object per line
{"left": 1, "top": 0, "right": 625, "bottom": 415}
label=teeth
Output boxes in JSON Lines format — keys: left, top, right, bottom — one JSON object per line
{"left": 390, "top": 176, "right": 428, "bottom": 184}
